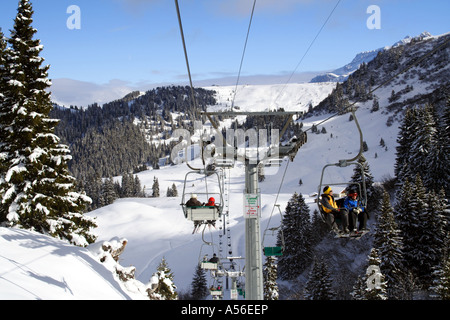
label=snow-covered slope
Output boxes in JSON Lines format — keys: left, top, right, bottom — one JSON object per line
{"left": 205, "top": 82, "right": 337, "bottom": 113}
{"left": 0, "top": 227, "right": 134, "bottom": 300}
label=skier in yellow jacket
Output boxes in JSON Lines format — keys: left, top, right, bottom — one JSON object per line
{"left": 320, "top": 186, "right": 349, "bottom": 234}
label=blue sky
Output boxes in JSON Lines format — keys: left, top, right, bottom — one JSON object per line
{"left": 1, "top": 0, "right": 449, "bottom": 106}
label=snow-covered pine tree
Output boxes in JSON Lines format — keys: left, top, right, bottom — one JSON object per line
{"left": 409, "top": 105, "right": 437, "bottom": 187}
{"left": 133, "top": 175, "right": 143, "bottom": 197}
{"left": 304, "top": 256, "right": 334, "bottom": 300}
{"left": 431, "top": 254, "right": 450, "bottom": 300}
{"left": 374, "top": 190, "right": 404, "bottom": 299}
{"left": 364, "top": 249, "right": 387, "bottom": 300}
{"left": 351, "top": 275, "right": 366, "bottom": 300}
{"left": 0, "top": 0, "right": 95, "bottom": 246}
{"left": 120, "top": 173, "right": 132, "bottom": 197}
{"left": 102, "top": 176, "right": 118, "bottom": 205}
{"left": 395, "top": 105, "right": 447, "bottom": 195}
{"left": 152, "top": 176, "right": 160, "bottom": 197}
{"left": 310, "top": 208, "right": 327, "bottom": 245}
{"left": 171, "top": 183, "right": 178, "bottom": 197}
{"left": 395, "top": 174, "right": 445, "bottom": 286}
{"left": 263, "top": 256, "right": 279, "bottom": 300}
{"left": 350, "top": 155, "right": 380, "bottom": 212}
{"left": 426, "top": 104, "right": 450, "bottom": 196}
{"left": 0, "top": 29, "right": 8, "bottom": 109}
{"left": 154, "top": 257, "right": 178, "bottom": 300}
{"left": 394, "top": 178, "right": 419, "bottom": 274}
{"left": 438, "top": 103, "right": 450, "bottom": 198}
{"left": 420, "top": 188, "right": 446, "bottom": 285}
{"left": 277, "top": 192, "right": 312, "bottom": 280}
{"left": 190, "top": 264, "right": 208, "bottom": 300}
{"left": 394, "top": 107, "right": 417, "bottom": 182}
{"left": 439, "top": 188, "right": 450, "bottom": 250}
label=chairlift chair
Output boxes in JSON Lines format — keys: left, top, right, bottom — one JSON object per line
{"left": 317, "top": 161, "right": 367, "bottom": 222}
{"left": 316, "top": 107, "right": 368, "bottom": 235}
{"left": 181, "top": 170, "right": 224, "bottom": 223}
{"left": 262, "top": 204, "right": 285, "bottom": 257}
{"left": 316, "top": 162, "right": 368, "bottom": 238}
{"left": 214, "top": 157, "right": 235, "bottom": 168}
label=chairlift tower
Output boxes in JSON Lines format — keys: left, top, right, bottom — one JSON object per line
{"left": 204, "top": 111, "right": 306, "bottom": 300}
{"left": 244, "top": 161, "right": 263, "bottom": 299}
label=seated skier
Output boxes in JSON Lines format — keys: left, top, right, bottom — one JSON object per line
{"left": 320, "top": 186, "right": 349, "bottom": 234}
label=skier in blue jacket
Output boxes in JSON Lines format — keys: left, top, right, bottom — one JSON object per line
{"left": 343, "top": 191, "right": 368, "bottom": 234}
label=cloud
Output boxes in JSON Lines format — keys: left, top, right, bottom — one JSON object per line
{"left": 49, "top": 78, "right": 153, "bottom": 108}
{"left": 49, "top": 70, "right": 321, "bottom": 108}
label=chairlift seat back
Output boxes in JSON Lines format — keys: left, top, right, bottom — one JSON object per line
{"left": 201, "top": 261, "right": 218, "bottom": 270}
{"left": 210, "top": 290, "right": 222, "bottom": 296}
{"left": 184, "top": 206, "right": 221, "bottom": 222}
{"left": 214, "top": 158, "right": 234, "bottom": 168}
{"left": 263, "top": 246, "right": 283, "bottom": 256}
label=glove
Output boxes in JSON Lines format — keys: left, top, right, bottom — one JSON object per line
{"left": 354, "top": 208, "right": 362, "bottom": 214}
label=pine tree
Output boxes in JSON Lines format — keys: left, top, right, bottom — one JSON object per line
{"left": 409, "top": 105, "right": 437, "bottom": 186}
{"left": 395, "top": 175, "right": 445, "bottom": 286}
{"left": 133, "top": 175, "right": 143, "bottom": 197}
{"left": 152, "top": 176, "right": 160, "bottom": 197}
{"left": 431, "top": 254, "right": 450, "bottom": 300}
{"left": 154, "top": 257, "right": 178, "bottom": 300}
{"left": 0, "top": 0, "right": 95, "bottom": 246}
{"left": 438, "top": 103, "right": 450, "bottom": 198}
{"left": 350, "top": 155, "right": 379, "bottom": 211}
{"left": 426, "top": 105, "right": 450, "bottom": 196}
{"left": 310, "top": 209, "right": 327, "bottom": 245}
{"left": 374, "top": 191, "right": 404, "bottom": 299}
{"left": 351, "top": 275, "right": 366, "bottom": 300}
{"left": 263, "top": 256, "right": 279, "bottom": 300}
{"left": 304, "top": 256, "right": 334, "bottom": 300}
{"left": 190, "top": 264, "right": 208, "bottom": 300}
{"left": 420, "top": 189, "right": 446, "bottom": 285}
{"left": 395, "top": 107, "right": 416, "bottom": 182}
{"left": 171, "top": 183, "right": 178, "bottom": 197}
{"left": 277, "top": 192, "right": 312, "bottom": 280}
{"left": 0, "top": 28, "right": 8, "bottom": 109}
{"left": 0, "top": 30, "right": 11, "bottom": 215}
{"left": 394, "top": 178, "right": 419, "bottom": 274}
{"left": 364, "top": 249, "right": 387, "bottom": 300}
{"left": 102, "top": 176, "right": 117, "bottom": 205}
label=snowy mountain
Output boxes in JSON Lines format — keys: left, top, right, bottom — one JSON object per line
{"left": 310, "top": 49, "right": 382, "bottom": 83}
{"left": 310, "top": 31, "right": 440, "bottom": 83}
{"left": 1, "top": 32, "right": 449, "bottom": 301}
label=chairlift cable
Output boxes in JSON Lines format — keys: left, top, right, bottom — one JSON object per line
{"left": 270, "top": 0, "right": 342, "bottom": 110}
{"left": 262, "top": 160, "right": 290, "bottom": 248}
{"left": 231, "top": 0, "right": 257, "bottom": 111}
{"left": 174, "top": 0, "right": 198, "bottom": 112}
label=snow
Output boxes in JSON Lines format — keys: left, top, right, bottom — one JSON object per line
{"left": 0, "top": 81, "right": 405, "bottom": 300}
{"left": 0, "top": 227, "right": 132, "bottom": 300}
